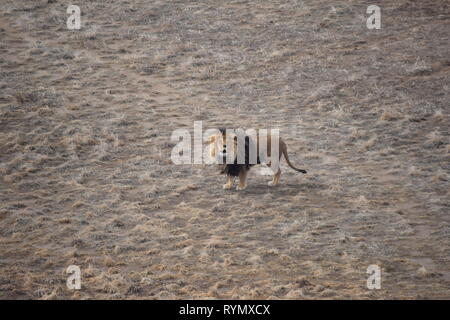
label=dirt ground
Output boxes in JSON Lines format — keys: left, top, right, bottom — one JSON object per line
{"left": 0, "top": 0, "right": 449, "bottom": 299}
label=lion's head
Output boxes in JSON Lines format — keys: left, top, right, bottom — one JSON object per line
{"left": 206, "top": 128, "right": 257, "bottom": 176}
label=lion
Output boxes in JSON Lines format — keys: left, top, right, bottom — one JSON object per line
{"left": 206, "top": 128, "right": 307, "bottom": 190}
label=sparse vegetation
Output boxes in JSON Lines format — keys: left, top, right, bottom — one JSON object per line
{"left": 0, "top": 0, "right": 449, "bottom": 299}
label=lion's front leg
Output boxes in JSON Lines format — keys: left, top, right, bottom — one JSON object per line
{"left": 236, "top": 169, "right": 248, "bottom": 190}
{"left": 223, "top": 175, "right": 234, "bottom": 190}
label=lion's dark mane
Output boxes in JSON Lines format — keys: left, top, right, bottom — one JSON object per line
{"left": 217, "top": 128, "right": 260, "bottom": 177}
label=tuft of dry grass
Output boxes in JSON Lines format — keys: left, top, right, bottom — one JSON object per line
{"left": 379, "top": 110, "right": 398, "bottom": 121}
{"left": 0, "top": 0, "right": 449, "bottom": 300}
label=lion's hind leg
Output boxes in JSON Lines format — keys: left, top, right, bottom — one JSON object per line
{"left": 268, "top": 167, "right": 281, "bottom": 186}
{"left": 266, "top": 160, "right": 281, "bottom": 186}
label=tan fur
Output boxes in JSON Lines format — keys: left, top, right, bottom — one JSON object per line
{"left": 206, "top": 130, "right": 306, "bottom": 190}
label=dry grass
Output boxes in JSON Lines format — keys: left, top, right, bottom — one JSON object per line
{"left": 0, "top": 0, "right": 449, "bottom": 299}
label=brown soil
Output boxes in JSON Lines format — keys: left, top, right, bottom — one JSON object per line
{"left": 0, "top": 0, "right": 449, "bottom": 299}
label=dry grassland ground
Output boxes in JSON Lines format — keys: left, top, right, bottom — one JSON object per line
{"left": 0, "top": 0, "right": 449, "bottom": 299}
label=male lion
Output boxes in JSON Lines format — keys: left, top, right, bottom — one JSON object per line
{"left": 206, "top": 128, "right": 307, "bottom": 190}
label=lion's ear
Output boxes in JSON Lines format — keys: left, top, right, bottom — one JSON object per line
{"left": 205, "top": 135, "right": 216, "bottom": 145}
{"left": 209, "top": 140, "right": 217, "bottom": 158}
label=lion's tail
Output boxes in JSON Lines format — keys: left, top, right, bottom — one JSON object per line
{"left": 282, "top": 146, "right": 307, "bottom": 174}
